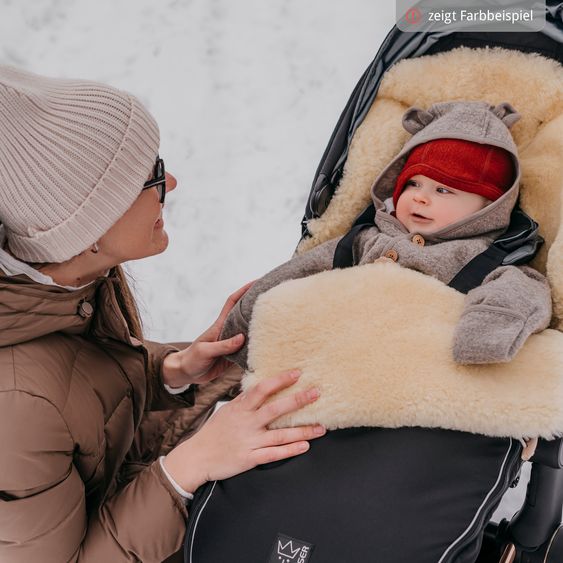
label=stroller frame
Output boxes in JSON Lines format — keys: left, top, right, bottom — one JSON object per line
{"left": 299, "top": 3, "right": 563, "bottom": 561}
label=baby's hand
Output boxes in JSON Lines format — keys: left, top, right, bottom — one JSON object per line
{"left": 452, "top": 308, "right": 525, "bottom": 364}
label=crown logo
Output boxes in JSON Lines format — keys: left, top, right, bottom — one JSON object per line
{"left": 270, "top": 533, "right": 313, "bottom": 563}
{"left": 277, "top": 539, "right": 301, "bottom": 562}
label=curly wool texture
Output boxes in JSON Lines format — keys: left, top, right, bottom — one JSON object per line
{"left": 243, "top": 263, "right": 563, "bottom": 439}
{"left": 297, "top": 47, "right": 563, "bottom": 329}
{"left": 242, "top": 47, "right": 563, "bottom": 438}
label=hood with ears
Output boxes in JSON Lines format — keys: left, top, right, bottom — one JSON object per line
{"left": 370, "top": 101, "right": 522, "bottom": 241}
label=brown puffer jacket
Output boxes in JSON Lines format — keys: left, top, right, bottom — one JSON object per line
{"left": 0, "top": 267, "right": 240, "bottom": 562}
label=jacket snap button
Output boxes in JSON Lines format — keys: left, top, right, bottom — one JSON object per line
{"left": 384, "top": 249, "right": 398, "bottom": 262}
{"left": 412, "top": 234, "right": 425, "bottom": 246}
{"left": 126, "top": 389, "right": 132, "bottom": 398}
{"left": 77, "top": 301, "right": 94, "bottom": 318}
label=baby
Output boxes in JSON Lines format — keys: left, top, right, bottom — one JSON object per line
{"left": 221, "top": 101, "right": 552, "bottom": 369}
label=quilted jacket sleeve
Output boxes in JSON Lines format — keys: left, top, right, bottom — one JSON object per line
{"left": 143, "top": 339, "right": 196, "bottom": 411}
{"left": 220, "top": 238, "right": 341, "bottom": 369}
{"left": 452, "top": 265, "right": 552, "bottom": 364}
{"left": 0, "top": 390, "right": 187, "bottom": 563}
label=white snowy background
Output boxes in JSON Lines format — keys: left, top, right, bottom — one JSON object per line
{"left": 0, "top": 0, "right": 531, "bottom": 525}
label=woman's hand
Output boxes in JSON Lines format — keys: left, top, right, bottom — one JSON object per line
{"left": 162, "top": 282, "right": 253, "bottom": 387}
{"left": 162, "top": 370, "right": 325, "bottom": 492}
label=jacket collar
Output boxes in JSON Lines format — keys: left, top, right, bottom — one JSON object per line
{"left": 0, "top": 225, "right": 99, "bottom": 290}
{"left": 0, "top": 268, "right": 140, "bottom": 348}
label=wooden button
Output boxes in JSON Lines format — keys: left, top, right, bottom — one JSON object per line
{"left": 77, "top": 301, "right": 94, "bottom": 318}
{"left": 384, "top": 249, "right": 398, "bottom": 261}
{"left": 412, "top": 234, "right": 425, "bottom": 246}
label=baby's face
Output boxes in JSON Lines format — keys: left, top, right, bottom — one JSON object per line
{"left": 395, "top": 175, "right": 491, "bottom": 234}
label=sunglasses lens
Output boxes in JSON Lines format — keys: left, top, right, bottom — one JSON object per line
{"left": 144, "top": 157, "right": 166, "bottom": 202}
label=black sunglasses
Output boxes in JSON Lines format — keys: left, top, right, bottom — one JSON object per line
{"left": 143, "top": 156, "right": 166, "bottom": 204}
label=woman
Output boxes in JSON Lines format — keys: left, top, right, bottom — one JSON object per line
{"left": 0, "top": 65, "right": 325, "bottom": 562}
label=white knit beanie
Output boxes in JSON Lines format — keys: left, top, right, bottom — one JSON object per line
{"left": 0, "top": 65, "right": 160, "bottom": 263}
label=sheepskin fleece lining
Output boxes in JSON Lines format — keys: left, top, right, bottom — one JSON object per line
{"left": 241, "top": 47, "right": 563, "bottom": 439}
{"left": 297, "top": 47, "right": 563, "bottom": 328}
{"left": 243, "top": 263, "right": 563, "bottom": 439}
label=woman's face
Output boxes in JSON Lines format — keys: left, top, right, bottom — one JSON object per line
{"left": 98, "top": 171, "right": 178, "bottom": 263}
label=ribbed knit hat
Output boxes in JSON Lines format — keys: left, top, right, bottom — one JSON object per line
{"left": 392, "top": 139, "right": 515, "bottom": 209}
{"left": 0, "top": 65, "right": 160, "bottom": 263}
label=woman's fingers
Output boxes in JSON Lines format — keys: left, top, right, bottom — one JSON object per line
{"left": 194, "top": 335, "right": 245, "bottom": 361}
{"left": 214, "top": 281, "right": 255, "bottom": 327}
{"left": 250, "top": 441, "right": 311, "bottom": 466}
{"left": 257, "top": 386, "right": 320, "bottom": 426}
{"left": 228, "top": 280, "right": 255, "bottom": 304}
{"left": 262, "top": 424, "right": 326, "bottom": 448}
{"left": 191, "top": 358, "right": 231, "bottom": 383}
{"left": 240, "top": 369, "right": 302, "bottom": 410}
{"left": 195, "top": 282, "right": 255, "bottom": 343}
{"left": 250, "top": 424, "right": 327, "bottom": 467}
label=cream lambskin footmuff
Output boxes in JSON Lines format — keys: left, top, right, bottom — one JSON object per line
{"left": 241, "top": 46, "right": 563, "bottom": 441}
{"left": 243, "top": 261, "right": 563, "bottom": 439}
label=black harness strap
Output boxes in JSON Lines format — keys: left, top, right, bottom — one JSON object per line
{"left": 333, "top": 205, "right": 376, "bottom": 269}
{"left": 447, "top": 245, "right": 508, "bottom": 294}
{"left": 332, "top": 204, "right": 543, "bottom": 295}
{"left": 448, "top": 208, "right": 543, "bottom": 294}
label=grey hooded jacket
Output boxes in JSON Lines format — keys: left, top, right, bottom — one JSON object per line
{"left": 221, "top": 101, "right": 552, "bottom": 369}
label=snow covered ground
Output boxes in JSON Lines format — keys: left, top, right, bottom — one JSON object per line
{"left": 1, "top": 0, "right": 530, "bottom": 525}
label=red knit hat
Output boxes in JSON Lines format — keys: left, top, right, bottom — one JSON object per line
{"left": 392, "top": 139, "right": 515, "bottom": 208}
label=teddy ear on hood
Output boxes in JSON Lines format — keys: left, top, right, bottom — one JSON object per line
{"left": 490, "top": 102, "right": 521, "bottom": 129}
{"left": 402, "top": 106, "right": 435, "bottom": 134}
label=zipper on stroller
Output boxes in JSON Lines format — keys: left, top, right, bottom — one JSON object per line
{"left": 438, "top": 439, "right": 523, "bottom": 563}
{"left": 185, "top": 480, "right": 217, "bottom": 563}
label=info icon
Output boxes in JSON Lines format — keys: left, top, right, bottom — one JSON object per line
{"left": 405, "top": 6, "right": 422, "bottom": 25}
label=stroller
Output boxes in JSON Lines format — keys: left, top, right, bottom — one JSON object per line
{"left": 185, "top": 4, "right": 563, "bottom": 562}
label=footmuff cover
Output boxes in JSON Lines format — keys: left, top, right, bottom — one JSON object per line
{"left": 185, "top": 428, "right": 521, "bottom": 563}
